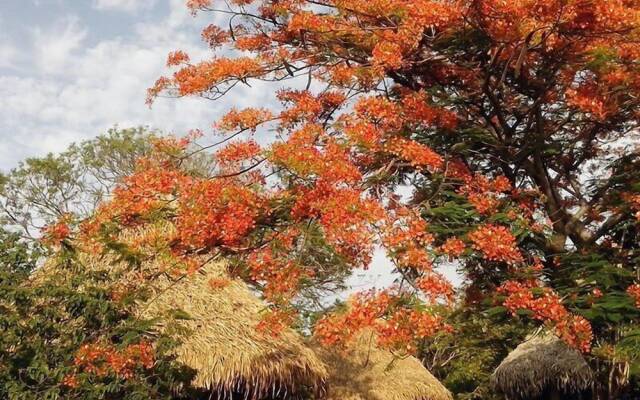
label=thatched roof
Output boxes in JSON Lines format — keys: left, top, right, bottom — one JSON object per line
{"left": 312, "top": 330, "right": 452, "bottom": 400}
{"left": 491, "top": 331, "right": 593, "bottom": 399}
{"left": 140, "top": 260, "right": 327, "bottom": 398}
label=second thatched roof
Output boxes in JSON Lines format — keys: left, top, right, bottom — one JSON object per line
{"left": 312, "top": 330, "right": 452, "bottom": 400}
{"left": 491, "top": 331, "right": 593, "bottom": 399}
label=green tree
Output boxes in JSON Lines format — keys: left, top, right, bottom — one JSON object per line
{"left": 0, "top": 127, "right": 158, "bottom": 241}
{"left": 418, "top": 307, "right": 531, "bottom": 400}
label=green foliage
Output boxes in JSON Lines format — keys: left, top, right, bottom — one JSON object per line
{"left": 420, "top": 307, "right": 530, "bottom": 400}
{"left": 0, "top": 243, "right": 195, "bottom": 400}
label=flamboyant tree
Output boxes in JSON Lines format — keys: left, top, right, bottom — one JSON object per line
{"left": 68, "top": 1, "right": 640, "bottom": 397}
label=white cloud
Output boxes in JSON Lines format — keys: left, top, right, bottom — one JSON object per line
{"left": 31, "top": 16, "right": 87, "bottom": 75}
{"left": 93, "top": 0, "right": 157, "bottom": 13}
{"left": 0, "top": 2, "right": 277, "bottom": 171}
{"left": 0, "top": 41, "right": 18, "bottom": 70}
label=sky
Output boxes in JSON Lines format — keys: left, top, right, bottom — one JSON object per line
{"left": 0, "top": 0, "right": 461, "bottom": 291}
{"left": 0, "top": 0, "right": 275, "bottom": 171}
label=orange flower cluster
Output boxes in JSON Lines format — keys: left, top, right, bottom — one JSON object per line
{"left": 566, "top": 85, "right": 609, "bottom": 121}
{"left": 384, "top": 209, "right": 435, "bottom": 271}
{"left": 498, "top": 281, "right": 593, "bottom": 352}
{"left": 555, "top": 315, "right": 594, "bottom": 354}
{"left": 75, "top": 146, "right": 270, "bottom": 254}
{"left": 351, "top": 93, "right": 456, "bottom": 139}
{"left": 314, "top": 290, "right": 450, "bottom": 354}
{"left": 416, "top": 273, "right": 455, "bottom": 304}
{"left": 440, "top": 237, "right": 466, "bottom": 259}
{"left": 292, "top": 183, "right": 383, "bottom": 267}
{"left": 372, "top": 40, "right": 405, "bottom": 69}
{"left": 216, "top": 108, "right": 273, "bottom": 132}
{"left": 468, "top": 224, "right": 523, "bottom": 264}
{"left": 247, "top": 247, "right": 310, "bottom": 303}
{"left": 41, "top": 218, "right": 71, "bottom": 246}
{"left": 628, "top": 284, "right": 640, "bottom": 308}
{"left": 170, "top": 57, "right": 263, "bottom": 97}
{"left": 256, "top": 308, "right": 295, "bottom": 337}
{"left": 405, "top": 0, "right": 462, "bottom": 28}
{"left": 61, "top": 374, "right": 79, "bottom": 388}
{"left": 146, "top": 77, "right": 171, "bottom": 105}
{"left": 458, "top": 175, "right": 511, "bottom": 216}
{"left": 354, "top": 96, "right": 402, "bottom": 131}
{"left": 384, "top": 137, "right": 443, "bottom": 171}
{"left": 270, "top": 125, "right": 361, "bottom": 185}
{"left": 500, "top": 281, "right": 568, "bottom": 322}
{"left": 287, "top": 11, "right": 336, "bottom": 33}
{"left": 201, "top": 24, "right": 229, "bottom": 49}
{"left": 152, "top": 133, "right": 199, "bottom": 153}
{"left": 467, "top": 193, "right": 500, "bottom": 215}
{"left": 73, "top": 341, "right": 154, "bottom": 379}
{"left": 186, "top": 0, "right": 211, "bottom": 14}
{"left": 105, "top": 162, "right": 186, "bottom": 223}
{"left": 277, "top": 90, "right": 344, "bottom": 127}
{"left": 177, "top": 179, "right": 264, "bottom": 248}
{"left": 234, "top": 34, "right": 273, "bottom": 52}
{"left": 343, "top": 120, "right": 383, "bottom": 150}
{"left": 215, "top": 140, "right": 262, "bottom": 166}
{"left": 400, "top": 91, "right": 458, "bottom": 130}
{"left": 315, "top": 291, "right": 394, "bottom": 347}
{"left": 166, "top": 50, "right": 190, "bottom": 67}
{"left": 376, "top": 309, "right": 451, "bottom": 354}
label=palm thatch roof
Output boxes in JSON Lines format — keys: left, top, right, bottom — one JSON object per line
{"left": 491, "top": 331, "right": 593, "bottom": 399}
{"left": 32, "top": 224, "right": 327, "bottom": 399}
{"left": 312, "top": 330, "right": 452, "bottom": 400}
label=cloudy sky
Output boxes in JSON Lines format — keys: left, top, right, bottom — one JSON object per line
{"left": 0, "top": 0, "right": 277, "bottom": 171}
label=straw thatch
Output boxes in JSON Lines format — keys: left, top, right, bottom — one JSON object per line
{"left": 312, "top": 330, "right": 452, "bottom": 400}
{"left": 32, "top": 224, "right": 327, "bottom": 399}
{"left": 140, "top": 260, "right": 327, "bottom": 398}
{"left": 491, "top": 331, "right": 593, "bottom": 399}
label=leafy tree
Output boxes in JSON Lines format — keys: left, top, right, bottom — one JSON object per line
{"left": 0, "top": 129, "right": 212, "bottom": 399}
{"left": 67, "top": 1, "right": 640, "bottom": 398}
{"left": 0, "top": 127, "right": 157, "bottom": 241}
